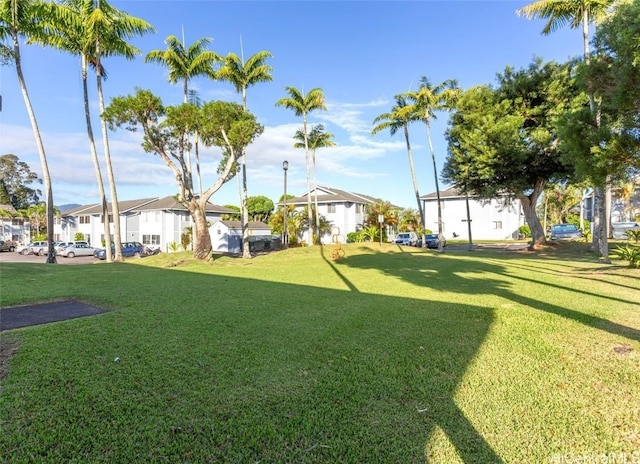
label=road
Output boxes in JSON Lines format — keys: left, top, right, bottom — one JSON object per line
{"left": 0, "top": 251, "right": 98, "bottom": 265}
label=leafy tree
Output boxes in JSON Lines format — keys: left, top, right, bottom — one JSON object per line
{"left": 405, "top": 77, "right": 460, "bottom": 252}
{"left": 397, "top": 208, "right": 422, "bottom": 233}
{"left": 0, "top": 154, "right": 41, "bottom": 209}
{"left": 222, "top": 204, "right": 240, "bottom": 221}
{"left": 103, "top": 89, "right": 263, "bottom": 259}
{"left": 217, "top": 48, "right": 273, "bottom": 257}
{"left": 364, "top": 200, "right": 398, "bottom": 241}
{"left": 1, "top": 0, "right": 58, "bottom": 262}
{"left": 247, "top": 195, "right": 274, "bottom": 223}
{"left": 443, "top": 59, "right": 578, "bottom": 248}
{"left": 293, "top": 124, "right": 335, "bottom": 243}
{"left": 372, "top": 95, "right": 424, "bottom": 240}
{"left": 517, "top": 0, "right": 616, "bottom": 259}
{"left": 275, "top": 87, "right": 327, "bottom": 246}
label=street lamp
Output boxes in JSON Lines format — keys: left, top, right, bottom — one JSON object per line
{"left": 283, "top": 160, "right": 289, "bottom": 249}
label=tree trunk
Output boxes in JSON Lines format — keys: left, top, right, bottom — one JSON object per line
{"left": 312, "top": 149, "right": 321, "bottom": 244}
{"left": 303, "top": 116, "right": 313, "bottom": 246}
{"left": 191, "top": 201, "right": 212, "bottom": 259}
{"left": 82, "top": 53, "right": 112, "bottom": 262}
{"left": 426, "top": 121, "right": 444, "bottom": 253}
{"left": 403, "top": 125, "right": 425, "bottom": 247}
{"left": 517, "top": 182, "right": 546, "bottom": 249}
{"left": 12, "top": 21, "right": 56, "bottom": 263}
{"left": 96, "top": 50, "right": 123, "bottom": 261}
{"left": 241, "top": 149, "right": 251, "bottom": 258}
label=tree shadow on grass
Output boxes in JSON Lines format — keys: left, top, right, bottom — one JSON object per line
{"left": 0, "top": 259, "right": 502, "bottom": 463}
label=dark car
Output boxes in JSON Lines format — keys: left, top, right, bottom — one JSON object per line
{"left": 95, "top": 241, "right": 144, "bottom": 260}
{"left": 0, "top": 240, "right": 16, "bottom": 252}
{"left": 549, "top": 224, "right": 583, "bottom": 241}
{"left": 424, "top": 234, "right": 446, "bottom": 249}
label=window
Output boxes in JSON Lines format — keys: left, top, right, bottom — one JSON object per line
{"left": 355, "top": 204, "right": 362, "bottom": 213}
{"left": 327, "top": 204, "right": 336, "bottom": 214}
{"left": 101, "top": 214, "right": 114, "bottom": 223}
{"left": 493, "top": 221, "right": 503, "bottom": 230}
{"left": 79, "top": 215, "right": 90, "bottom": 224}
{"left": 11, "top": 218, "right": 24, "bottom": 225}
{"left": 143, "top": 211, "right": 161, "bottom": 222}
{"left": 142, "top": 234, "right": 160, "bottom": 245}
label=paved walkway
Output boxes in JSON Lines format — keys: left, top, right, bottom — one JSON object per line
{"left": 0, "top": 300, "right": 107, "bottom": 331}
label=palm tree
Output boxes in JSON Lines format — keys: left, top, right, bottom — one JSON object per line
{"left": 516, "top": 0, "right": 615, "bottom": 260}
{"left": 1, "top": 0, "right": 57, "bottom": 262}
{"left": 72, "top": 0, "right": 153, "bottom": 261}
{"left": 293, "top": 124, "right": 335, "bottom": 243}
{"left": 372, "top": 95, "right": 424, "bottom": 241}
{"left": 145, "top": 35, "right": 220, "bottom": 103}
{"left": 275, "top": 87, "right": 327, "bottom": 246}
{"left": 217, "top": 48, "right": 273, "bottom": 258}
{"left": 405, "top": 77, "right": 460, "bottom": 252}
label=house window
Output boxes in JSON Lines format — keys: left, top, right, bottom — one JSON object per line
{"left": 142, "top": 234, "right": 160, "bottom": 245}
{"left": 143, "top": 211, "right": 161, "bottom": 222}
{"left": 79, "top": 215, "right": 90, "bottom": 224}
{"left": 355, "top": 204, "right": 362, "bottom": 213}
{"left": 101, "top": 214, "right": 114, "bottom": 223}
{"left": 493, "top": 221, "right": 503, "bottom": 229}
{"left": 11, "top": 218, "right": 24, "bottom": 225}
{"left": 327, "top": 204, "right": 336, "bottom": 214}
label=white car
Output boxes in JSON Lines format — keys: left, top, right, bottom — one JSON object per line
{"left": 394, "top": 232, "right": 419, "bottom": 246}
{"left": 58, "top": 243, "right": 98, "bottom": 258}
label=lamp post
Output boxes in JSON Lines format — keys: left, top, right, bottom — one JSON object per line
{"left": 283, "top": 160, "right": 289, "bottom": 249}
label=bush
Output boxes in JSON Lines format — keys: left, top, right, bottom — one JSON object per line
{"left": 346, "top": 232, "right": 359, "bottom": 243}
{"left": 74, "top": 232, "right": 85, "bottom": 241}
{"left": 625, "top": 229, "right": 640, "bottom": 243}
{"left": 518, "top": 225, "right": 531, "bottom": 238}
{"left": 613, "top": 244, "right": 640, "bottom": 268}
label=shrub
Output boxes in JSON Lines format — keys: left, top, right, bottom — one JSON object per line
{"left": 625, "top": 228, "right": 640, "bottom": 243}
{"left": 74, "top": 232, "right": 85, "bottom": 241}
{"left": 613, "top": 244, "right": 640, "bottom": 268}
{"left": 518, "top": 225, "right": 531, "bottom": 238}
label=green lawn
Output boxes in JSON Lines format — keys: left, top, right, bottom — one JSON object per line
{"left": 1, "top": 243, "right": 638, "bottom": 463}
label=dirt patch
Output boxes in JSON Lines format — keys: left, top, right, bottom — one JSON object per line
{"left": 0, "top": 337, "right": 19, "bottom": 381}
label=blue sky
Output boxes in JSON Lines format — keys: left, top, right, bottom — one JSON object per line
{"left": 1, "top": 0, "right": 583, "bottom": 210}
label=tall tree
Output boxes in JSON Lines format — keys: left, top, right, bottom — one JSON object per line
{"left": 103, "top": 89, "right": 263, "bottom": 259}
{"left": 275, "top": 87, "right": 327, "bottom": 246}
{"left": 0, "top": 153, "right": 41, "bottom": 209}
{"left": 443, "top": 59, "right": 578, "bottom": 248}
{"left": 516, "top": 0, "right": 615, "bottom": 259}
{"left": 217, "top": 48, "right": 273, "bottom": 257}
{"left": 293, "top": 124, "right": 335, "bottom": 243}
{"left": 405, "top": 77, "right": 460, "bottom": 252}
{"left": 145, "top": 35, "right": 220, "bottom": 103}
{"left": 372, "top": 95, "right": 424, "bottom": 242}
{"left": 0, "top": 0, "right": 57, "bottom": 262}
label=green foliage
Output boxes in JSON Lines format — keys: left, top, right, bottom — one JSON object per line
{"left": 180, "top": 232, "right": 191, "bottom": 251}
{"left": 346, "top": 232, "right": 360, "bottom": 243}
{"left": 221, "top": 204, "right": 240, "bottom": 220}
{"left": 74, "top": 232, "right": 85, "bottom": 241}
{"left": 0, "top": 154, "right": 42, "bottom": 209}
{"left": 625, "top": 229, "right": 640, "bottom": 244}
{"left": 518, "top": 225, "right": 531, "bottom": 238}
{"left": 167, "top": 242, "right": 179, "bottom": 252}
{"left": 612, "top": 244, "right": 640, "bottom": 268}
{"left": 247, "top": 195, "right": 274, "bottom": 222}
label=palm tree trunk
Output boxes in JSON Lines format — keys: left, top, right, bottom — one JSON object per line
{"left": 241, "top": 149, "right": 251, "bottom": 258}
{"left": 303, "top": 116, "right": 313, "bottom": 246}
{"left": 81, "top": 53, "right": 112, "bottom": 262}
{"left": 425, "top": 121, "right": 444, "bottom": 252}
{"left": 11, "top": 23, "right": 56, "bottom": 263}
{"left": 403, "top": 125, "right": 424, "bottom": 244}
{"left": 312, "top": 149, "right": 321, "bottom": 244}
{"left": 96, "top": 60, "right": 123, "bottom": 261}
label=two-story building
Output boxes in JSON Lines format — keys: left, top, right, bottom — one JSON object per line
{"left": 56, "top": 196, "right": 236, "bottom": 251}
{"left": 421, "top": 188, "right": 525, "bottom": 241}
{"left": 282, "top": 186, "right": 377, "bottom": 243}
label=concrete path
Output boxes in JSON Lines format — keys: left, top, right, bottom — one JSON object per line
{"left": 0, "top": 300, "right": 107, "bottom": 331}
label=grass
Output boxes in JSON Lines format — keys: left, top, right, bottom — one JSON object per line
{"left": 0, "top": 242, "right": 638, "bottom": 463}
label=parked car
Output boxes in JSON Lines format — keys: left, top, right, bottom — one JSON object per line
{"left": 16, "top": 243, "right": 32, "bottom": 255}
{"left": 0, "top": 240, "right": 16, "bottom": 252}
{"left": 394, "top": 232, "right": 419, "bottom": 246}
{"left": 549, "top": 223, "right": 583, "bottom": 241}
{"left": 58, "top": 243, "right": 98, "bottom": 258}
{"left": 424, "top": 234, "right": 446, "bottom": 249}
{"left": 28, "top": 241, "right": 49, "bottom": 256}
{"left": 55, "top": 241, "right": 89, "bottom": 254}
{"left": 95, "top": 241, "right": 145, "bottom": 260}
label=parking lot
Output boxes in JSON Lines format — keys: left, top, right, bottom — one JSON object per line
{"left": 0, "top": 251, "right": 97, "bottom": 265}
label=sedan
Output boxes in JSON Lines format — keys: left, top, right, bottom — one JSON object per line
{"left": 58, "top": 243, "right": 98, "bottom": 258}
{"left": 425, "top": 234, "right": 446, "bottom": 249}
{"left": 549, "top": 224, "right": 583, "bottom": 240}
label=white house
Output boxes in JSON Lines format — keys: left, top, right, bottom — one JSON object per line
{"left": 421, "top": 188, "right": 525, "bottom": 241}
{"left": 211, "top": 220, "right": 272, "bottom": 254}
{"left": 282, "top": 186, "right": 377, "bottom": 243}
{"left": 0, "top": 204, "right": 30, "bottom": 243}
{"left": 56, "top": 196, "right": 235, "bottom": 251}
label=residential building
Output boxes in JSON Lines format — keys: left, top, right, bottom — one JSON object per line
{"left": 55, "top": 196, "right": 235, "bottom": 251}
{"left": 0, "top": 204, "right": 30, "bottom": 243}
{"left": 421, "top": 188, "right": 525, "bottom": 241}
{"left": 282, "top": 186, "right": 378, "bottom": 243}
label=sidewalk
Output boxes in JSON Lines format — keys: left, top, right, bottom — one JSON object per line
{"left": 0, "top": 300, "right": 107, "bottom": 331}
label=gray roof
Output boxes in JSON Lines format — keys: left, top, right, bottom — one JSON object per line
{"left": 60, "top": 196, "right": 235, "bottom": 216}
{"left": 216, "top": 220, "right": 271, "bottom": 230}
{"left": 283, "top": 186, "right": 379, "bottom": 206}
{"left": 0, "top": 204, "right": 17, "bottom": 215}
{"left": 420, "top": 187, "right": 466, "bottom": 201}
